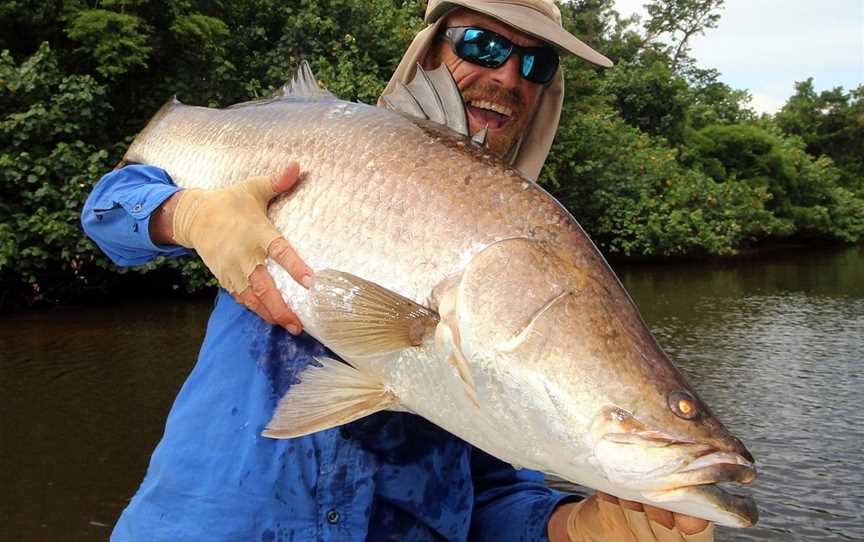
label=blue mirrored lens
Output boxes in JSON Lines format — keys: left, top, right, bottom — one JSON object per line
{"left": 520, "top": 48, "right": 558, "bottom": 83}
{"left": 461, "top": 28, "right": 512, "bottom": 67}
{"left": 521, "top": 55, "right": 535, "bottom": 78}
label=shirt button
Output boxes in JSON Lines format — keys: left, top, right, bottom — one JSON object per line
{"left": 132, "top": 203, "right": 143, "bottom": 212}
{"left": 326, "top": 509, "right": 340, "bottom": 524}
{"left": 339, "top": 427, "right": 350, "bottom": 439}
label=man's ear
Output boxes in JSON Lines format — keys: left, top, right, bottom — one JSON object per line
{"left": 420, "top": 40, "right": 445, "bottom": 70}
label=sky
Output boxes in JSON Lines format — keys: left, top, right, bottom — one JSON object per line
{"left": 611, "top": 0, "right": 864, "bottom": 113}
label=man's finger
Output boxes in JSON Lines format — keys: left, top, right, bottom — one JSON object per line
{"left": 242, "top": 163, "right": 301, "bottom": 204}
{"left": 597, "top": 491, "right": 618, "bottom": 504}
{"left": 644, "top": 504, "right": 676, "bottom": 530}
{"left": 673, "top": 513, "right": 710, "bottom": 536}
{"left": 621, "top": 504, "right": 658, "bottom": 542}
{"left": 268, "top": 237, "right": 314, "bottom": 289}
{"left": 618, "top": 497, "right": 644, "bottom": 512}
{"left": 234, "top": 288, "right": 276, "bottom": 325}
{"left": 249, "top": 265, "right": 302, "bottom": 334}
{"left": 270, "top": 161, "right": 302, "bottom": 195}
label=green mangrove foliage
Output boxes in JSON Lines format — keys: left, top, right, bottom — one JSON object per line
{"left": 1, "top": 0, "right": 862, "bottom": 306}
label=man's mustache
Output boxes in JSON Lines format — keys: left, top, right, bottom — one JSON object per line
{"left": 461, "top": 83, "right": 524, "bottom": 113}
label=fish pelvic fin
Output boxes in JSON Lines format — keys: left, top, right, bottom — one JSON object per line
{"left": 308, "top": 270, "right": 439, "bottom": 358}
{"left": 280, "top": 60, "right": 336, "bottom": 99}
{"left": 263, "top": 356, "right": 396, "bottom": 439}
{"left": 381, "top": 63, "right": 469, "bottom": 137}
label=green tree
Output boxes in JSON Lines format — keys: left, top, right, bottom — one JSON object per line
{"left": 642, "top": 0, "right": 725, "bottom": 71}
{"left": 2, "top": 0, "right": 862, "bottom": 307}
{"left": 0, "top": 43, "right": 116, "bottom": 305}
{"left": 65, "top": 9, "right": 153, "bottom": 78}
{"left": 685, "top": 123, "right": 864, "bottom": 241}
{"left": 0, "top": 0, "right": 427, "bottom": 307}
{"left": 775, "top": 79, "right": 864, "bottom": 189}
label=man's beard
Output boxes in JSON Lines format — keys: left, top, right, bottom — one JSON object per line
{"left": 461, "top": 83, "right": 531, "bottom": 159}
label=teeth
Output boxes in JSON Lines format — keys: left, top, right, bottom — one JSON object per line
{"left": 470, "top": 100, "right": 512, "bottom": 117}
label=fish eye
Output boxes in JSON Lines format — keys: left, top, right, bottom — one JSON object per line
{"left": 668, "top": 390, "right": 699, "bottom": 420}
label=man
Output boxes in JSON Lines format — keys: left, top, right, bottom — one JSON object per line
{"left": 82, "top": 1, "right": 715, "bottom": 540}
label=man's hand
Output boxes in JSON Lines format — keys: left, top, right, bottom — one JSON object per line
{"left": 549, "top": 492, "right": 714, "bottom": 542}
{"left": 150, "top": 163, "right": 312, "bottom": 334}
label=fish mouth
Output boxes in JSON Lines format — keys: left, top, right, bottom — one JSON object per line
{"left": 590, "top": 406, "right": 758, "bottom": 526}
{"left": 601, "top": 430, "right": 758, "bottom": 487}
{"left": 466, "top": 99, "right": 513, "bottom": 130}
{"left": 675, "top": 450, "right": 757, "bottom": 485}
{"left": 598, "top": 431, "right": 759, "bottom": 527}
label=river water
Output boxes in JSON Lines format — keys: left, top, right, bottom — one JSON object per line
{"left": 2, "top": 246, "right": 862, "bottom": 541}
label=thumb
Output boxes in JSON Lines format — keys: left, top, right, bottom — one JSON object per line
{"left": 241, "top": 162, "right": 302, "bottom": 204}
{"left": 271, "top": 161, "right": 302, "bottom": 195}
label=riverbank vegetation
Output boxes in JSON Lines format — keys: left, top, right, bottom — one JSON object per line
{"left": 2, "top": 0, "right": 862, "bottom": 306}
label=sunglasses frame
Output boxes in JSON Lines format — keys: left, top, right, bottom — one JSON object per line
{"left": 441, "top": 26, "right": 560, "bottom": 85}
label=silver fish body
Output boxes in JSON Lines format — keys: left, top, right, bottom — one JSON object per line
{"left": 125, "top": 91, "right": 758, "bottom": 527}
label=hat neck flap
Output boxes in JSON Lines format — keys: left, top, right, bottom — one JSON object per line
{"left": 379, "top": 17, "right": 564, "bottom": 181}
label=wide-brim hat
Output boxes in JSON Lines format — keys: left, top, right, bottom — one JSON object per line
{"left": 425, "top": 0, "right": 613, "bottom": 67}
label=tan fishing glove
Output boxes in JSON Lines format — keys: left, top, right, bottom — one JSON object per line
{"left": 171, "top": 175, "right": 286, "bottom": 294}
{"left": 566, "top": 494, "right": 715, "bottom": 542}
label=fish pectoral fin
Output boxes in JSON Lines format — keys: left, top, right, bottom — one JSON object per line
{"left": 309, "top": 269, "right": 440, "bottom": 358}
{"left": 263, "top": 356, "right": 397, "bottom": 439}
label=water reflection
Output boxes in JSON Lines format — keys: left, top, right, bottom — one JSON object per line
{"left": 612, "top": 247, "right": 864, "bottom": 542}
{"left": 0, "top": 300, "right": 209, "bottom": 542}
{"left": 1, "top": 247, "right": 862, "bottom": 541}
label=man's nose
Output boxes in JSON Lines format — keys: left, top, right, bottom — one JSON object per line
{"left": 491, "top": 53, "right": 522, "bottom": 89}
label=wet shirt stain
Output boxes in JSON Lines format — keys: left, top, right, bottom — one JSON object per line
{"left": 111, "top": 291, "right": 572, "bottom": 541}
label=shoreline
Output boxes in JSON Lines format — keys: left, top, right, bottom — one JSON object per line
{"left": 3, "top": 242, "right": 862, "bottom": 313}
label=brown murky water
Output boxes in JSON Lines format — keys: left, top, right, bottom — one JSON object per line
{"left": 2, "top": 247, "right": 862, "bottom": 541}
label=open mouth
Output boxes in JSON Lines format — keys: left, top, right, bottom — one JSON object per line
{"left": 603, "top": 430, "right": 758, "bottom": 487}
{"left": 678, "top": 450, "right": 757, "bottom": 484}
{"left": 466, "top": 99, "right": 513, "bottom": 130}
{"left": 591, "top": 407, "right": 759, "bottom": 527}
{"left": 602, "top": 433, "right": 759, "bottom": 527}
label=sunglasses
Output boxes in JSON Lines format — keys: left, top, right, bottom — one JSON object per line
{"left": 442, "top": 26, "right": 560, "bottom": 85}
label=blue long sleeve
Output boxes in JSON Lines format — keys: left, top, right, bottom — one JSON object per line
{"left": 81, "top": 165, "right": 190, "bottom": 266}
{"left": 469, "top": 448, "right": 581, "bottom": 542}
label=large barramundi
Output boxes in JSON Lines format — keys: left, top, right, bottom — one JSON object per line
{"left": 124, "top": 64, "right": 757, "bottom": 527}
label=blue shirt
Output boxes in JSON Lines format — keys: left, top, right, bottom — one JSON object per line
{"left": 81, "top": 165, "right": 578, "bottom": 542}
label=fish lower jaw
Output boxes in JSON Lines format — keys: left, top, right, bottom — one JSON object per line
{"left": 606, "top": 462, "right": 757, "bottom": 493}
{"left": 640, "top": 484, "right": 759, "bottom": 528}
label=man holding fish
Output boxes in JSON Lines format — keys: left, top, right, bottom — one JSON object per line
{"left": 82, "top": 0, "right": 730, "bottom": 540}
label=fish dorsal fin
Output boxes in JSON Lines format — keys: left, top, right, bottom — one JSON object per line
{"left": 227, "top": 62, "right": 335, "bottom": 110}
{"left": 381, "top": 63, "right": 469, "bottom": 137}
{"left": 280, "top": 60, "right": 336, "bottom": 99}
{"left": 383, "top": 81, "right": 426, "bottom": 119}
